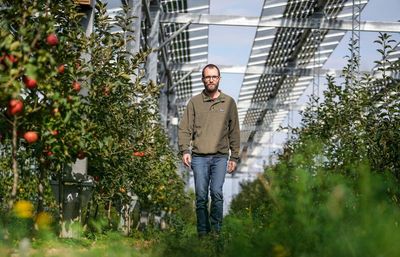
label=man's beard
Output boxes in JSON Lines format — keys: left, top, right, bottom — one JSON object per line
{"left": 205, "top": 82, "right": 219, "bottom": 94}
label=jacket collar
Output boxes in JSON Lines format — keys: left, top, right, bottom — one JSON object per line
{"left": 202, "top": 89, "right": 225, "bottom": 102}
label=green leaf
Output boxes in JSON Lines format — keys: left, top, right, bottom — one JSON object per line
{"left": 24, "top": 63, "right": 38, "bottom": 79}
{"left": 63, "top": 111, "right": 72, "bottom": 124}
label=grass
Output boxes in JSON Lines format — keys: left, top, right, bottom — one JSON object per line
{"left": 0, "top": 230, "right": 157, "bottom": 257}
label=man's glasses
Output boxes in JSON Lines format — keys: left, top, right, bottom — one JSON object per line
{"left": 202, "top": 76, "right": 220, "bottom": 81}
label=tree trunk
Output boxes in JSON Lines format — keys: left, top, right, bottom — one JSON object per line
{"left": 107, "top": 200, "right": 112, "bottom": 226}
{"left": 9, "top": 117, "right": 19, "bottom": 210}
{"left": 37, "top": 165, "right": 46, "bottom": 213}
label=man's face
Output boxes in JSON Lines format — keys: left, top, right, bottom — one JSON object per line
{"left": 202, "top": 67, "right": 220, "bottom": 94}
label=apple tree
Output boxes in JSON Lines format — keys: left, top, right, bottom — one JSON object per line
{"left": 0, "top": 0, "right": 94, "bottom": 211}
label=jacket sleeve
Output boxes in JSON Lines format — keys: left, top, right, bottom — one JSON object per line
{"left": 178, "top": 100, "right": 194, "bottom": 155}
{"left": 228, "top": 100, "right": 240, "bottom": 162}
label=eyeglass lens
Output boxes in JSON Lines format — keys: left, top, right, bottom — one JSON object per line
{"left": 203, "top": 76, "right": 219, "bottom": 80}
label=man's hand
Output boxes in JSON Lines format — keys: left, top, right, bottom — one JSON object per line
{"left": 182, "top": 153, "right": 191, "bottom": 168}
{"left": 227, "top": 160, "right": 237, "bottom": 174}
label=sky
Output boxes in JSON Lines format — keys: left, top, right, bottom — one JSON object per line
{"left": 194, "top": 0, "right": 400, "bottom": 213}
{"left": 208, "top": 0, "right": 264, "bottom": 100}
{"left": 208, "top": 0, "right": 400, "bottom": 102}
{"left": 207, "top": 0, "right": 400, "bottom": 159}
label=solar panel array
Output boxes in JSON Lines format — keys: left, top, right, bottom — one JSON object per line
{"left": 103, "top": 0, "right": 386, "bottom": 169}
{"left": 238, "top": 0, "right": 368, "bottom": 168}
{"left": 160, "top": 0, "right": 210, "bottom": 117}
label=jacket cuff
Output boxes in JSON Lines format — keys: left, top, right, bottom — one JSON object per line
{"left": 229, "top": 157, "right": 239, "bottom": 163}
{"left": 181, "top": 150, "right": 191, "bottom": 155}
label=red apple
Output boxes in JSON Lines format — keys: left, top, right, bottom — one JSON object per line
{"left": 51, "top": 130, "right": 59, "bottom": 136}
{"left": 57, "top": 64, "right": 65, "bottom": 74}
{"left": 51, "top": 108, "right": 60, "bottom": 116}
{"left": 6, "top": 54, "right": 17, "bottom": 64}
{"left": 23, "top": 76, "right": 37, "bottom": 89}
{"left": 77, "top": 150, "right": 86, "bottom": 160}
{"left": 46, "top": 33, "right": 58, "bottom": 46}
{"left": 133, "top": 151, "right": 145, "bottom": 157}
{"left": 23, "top": 131, "right": 39, "bottom": 144}
{"left": 103, "top": 87, "right": 110, "bottom": 96}
{"left": 72, "top": 81, "right": 81, "bottom": 92}
{"left": 66, "top": 95, "right": 73, "bottom": 103}
{"left": 7, "top": 99, "right": 23, "bottom": 115}
{"left": 43, "top": 146, "right": 53, "bottom": 156}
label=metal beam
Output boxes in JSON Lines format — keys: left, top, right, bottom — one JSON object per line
{"left": 145, "top": 10, "right": 159, "bottom": 82}
{"left": 169, "top": 63, "right": 371, "bottom": 76}
{"left": 160, "top": 13, "right": 400, "bottom": 33}
{"left": 156, "top": 21, "right": 192, "bottom": 51}
{"left": 129, "top": 0, "right": 142, "bottom": 55}
{"left": 169, "top": 71, "right": 193, "bottom": 92}
{"left": 241, "top": 143, "right": 283, "bottom": 149}
{"left": 238, "top": 102, "right": 304, "bottom": 111}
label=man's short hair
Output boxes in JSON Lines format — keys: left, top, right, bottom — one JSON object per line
{"left": 202, "top": 64, "right": 220, "bottom": 77}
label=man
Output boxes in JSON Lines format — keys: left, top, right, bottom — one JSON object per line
{"left": 178, "top": 64, "right": 240, "bottom": 236}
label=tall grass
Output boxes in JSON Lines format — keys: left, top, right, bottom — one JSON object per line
{"left": 224, "top": 160, "right": 400, "bottom": 257}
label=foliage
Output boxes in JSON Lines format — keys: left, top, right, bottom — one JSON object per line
{"left": 225, "top": 162, "right": 400, "bottom": 257}
{"left": 0, "top": 0, "right": 186, "bottom": 237}
{"left": 1, "top": 1, "right": 399, "bottom": 257}
{"left": 83, "top": 2, "right": 186, "bottom": 217}
{"left": 144, "top": 34, "right": 400, "bottom": 257}
{"left": 223, "top": 33, "right": 400, "bottom": 257}
{"left": 0, "top": 0, "right": 93, "bottom": 211}
{"left": 285, "top": 33, "right": 400, "bottom": 180}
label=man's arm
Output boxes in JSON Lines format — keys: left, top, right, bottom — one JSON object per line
{"left": 178, "top": 100, "right": 194, "bottom": 167}
{"left": 228, "top": 100, "right": 240, "bottom": 172}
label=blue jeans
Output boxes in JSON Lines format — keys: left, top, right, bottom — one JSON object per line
{"left": 191, "top": 155, "right": 228, "bottom": 235}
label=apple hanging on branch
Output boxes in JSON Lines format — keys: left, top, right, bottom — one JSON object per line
{"left": 72, "top": 81, "right": 81, "bottom": 92}
{"left": 77, "top": 150, "right": 86, "bottom": 160}
{"left": 57, "top": 64, "right": 65, "bottom": 74}
{"left": 0, "top": 54, "right": 18, "bottom": 65}
{"left": 23, "top": 76, "right": 37, "bottom": 89}
{"left": 7, "top": 99, "right": 24, "bottom": 116}
{"left": 133, "top": 151, "right": 145, "bottom": 157}
{"left": 23, "top": 131, "right": 39, "bottom": 144}
{"left": 46, "top": 33, "right": 59, "bottom": 46}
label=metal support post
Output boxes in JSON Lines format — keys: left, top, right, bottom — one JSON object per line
{"left": 146, "top": 10, "right": 160, "bottom": 82}
{"left": 128, "top": 0, "right": 142, "bottom": 55}
{"left": 312, "top": 29, "right": 322, "bottom": 105}
{"left": 351, "top": 0, "right": 362, "bottom": 84}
